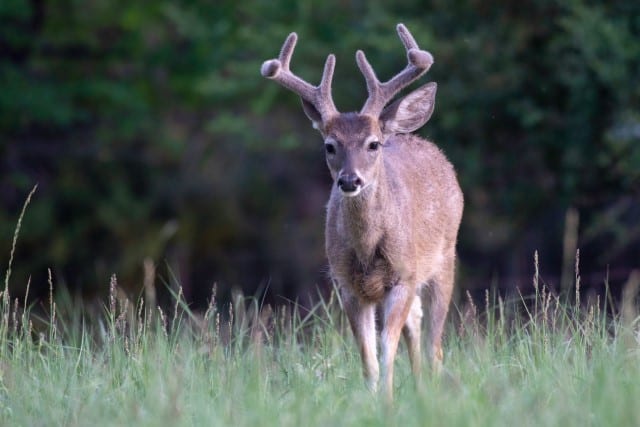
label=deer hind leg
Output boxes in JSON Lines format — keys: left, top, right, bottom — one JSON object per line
{"left": 426, "top": 257, "right": 455, "bottom": 372}
{"left": 380, "top": 284, "right": 415, "bottom": 401}
{"left": 402, "top": 294, "right": 423, "bottom": 380}
{"left": 342, "top": 288, "right": 379, "bottom": 392}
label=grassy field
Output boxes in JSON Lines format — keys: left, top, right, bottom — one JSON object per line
{"left": 1, "top": 275, "right": 639, "bottom": 427}
{"left": 2, "top": 191, "right": 640, "bottom": 426}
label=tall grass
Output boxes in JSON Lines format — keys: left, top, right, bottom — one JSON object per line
{"left": 1, "top": 189, "right": 640, "bottom": 426}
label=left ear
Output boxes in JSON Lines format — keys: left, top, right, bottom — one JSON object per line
{"left": 301, "top": 98, "right": 325, "bottom": 133}
{"left": 380, "top": 82, "right": 437, "bottom": 134}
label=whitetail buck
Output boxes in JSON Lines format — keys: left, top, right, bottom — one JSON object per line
{"left": 261, "top": 24, "right": 463, "bottom": 400}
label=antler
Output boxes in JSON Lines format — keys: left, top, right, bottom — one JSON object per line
{"left": 261, "top": 32, "right": 339, "bottom": 121}
{"left": 357, "top": 23, "right": 434, "bottom": 117}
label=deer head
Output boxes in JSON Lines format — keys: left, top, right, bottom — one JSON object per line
{"left": 261, "top": 24, "right": 437, "bottom": 197}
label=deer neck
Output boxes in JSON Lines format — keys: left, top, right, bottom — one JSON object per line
{"left": 339, "top": 166, "right": 389, "bottom": 261}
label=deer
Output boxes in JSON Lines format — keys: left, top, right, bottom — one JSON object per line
{"left": 261, "top": 23, "right": 463, "bottom": 400}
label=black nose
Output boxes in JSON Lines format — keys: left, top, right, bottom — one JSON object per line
{"left": 337, "top": 174, "right": 363, "bottom": 192}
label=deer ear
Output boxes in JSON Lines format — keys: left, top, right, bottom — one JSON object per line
{"left": 380, "top": 82, "right": 436, "bottom": 134}
{"left": 301, "top": 98, "right": 324, "bottom": 131}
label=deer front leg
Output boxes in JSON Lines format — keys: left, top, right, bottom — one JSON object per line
{"left": 342, "top": 288, "right": 379, "bottom": 392}
{"left": 402, "top": 294, "right": 423, "bottom": 381}
{"left": 381, "top": 284, "right": 415, "bottom": 401}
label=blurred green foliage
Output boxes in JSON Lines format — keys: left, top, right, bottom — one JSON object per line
{"left": 1, "top": 0, "right": 639, "bottom": 305}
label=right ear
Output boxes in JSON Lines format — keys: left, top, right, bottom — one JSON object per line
{"left": 301, "top": 98, "right": 324, "bottom": 132}
{"left": 379, "top": 82, "right": 437, "bottom": 135}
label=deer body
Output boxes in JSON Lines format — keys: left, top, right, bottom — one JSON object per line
{"left": 326, "top": 132, "right": 462, "bottom": 304}
{"left": 261, "top": 24, "right": 463, "bottom": 400}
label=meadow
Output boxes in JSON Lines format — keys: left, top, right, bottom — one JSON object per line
{"left": 1, "top": 190, "right": 639, "bottom": 426}
{"left": 1, "top": 265, "right": 640, "bottom": 427}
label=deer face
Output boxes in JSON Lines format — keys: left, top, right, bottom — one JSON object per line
{"left": 321, "top": 114, "right": 383, "bottom": 196}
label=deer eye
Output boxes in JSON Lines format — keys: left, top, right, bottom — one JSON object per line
{"left": 325, "top": 143, "right": 336, "bottom": 155}
{"left": 367, "top": 141, "right": 380, "bottom": 151}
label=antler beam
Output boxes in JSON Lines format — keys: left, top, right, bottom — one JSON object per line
{"left": 261, "top": 33, "right": 339, "bottom": 121}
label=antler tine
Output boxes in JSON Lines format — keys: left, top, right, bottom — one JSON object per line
{"left": 396, "top": 23, "right": 419, "bottom": 51}
{"left": 356, "top": 50, "right": 382, "bottom": 113}
{"left": 261, "top": 32, "right": 338, "bottom": 121}
{"left": 358, "top": 23, "right": 434, "bottom": 117}
{"left": 278, "top": 31, "right": 297, "bottom": 70}
{"left": 320, "top": 54, "right": 336, "bottom": 107}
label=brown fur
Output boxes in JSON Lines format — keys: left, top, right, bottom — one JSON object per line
{"left": 325, "top": 131, "right": 463, "bottom": 305}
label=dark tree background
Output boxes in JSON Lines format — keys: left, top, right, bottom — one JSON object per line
{"left": 1, "top": 0, "right": 639, "bottom": 309}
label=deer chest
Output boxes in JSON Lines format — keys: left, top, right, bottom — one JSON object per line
{"left": 347, "top": 248, "right": 398, "bottom": 303}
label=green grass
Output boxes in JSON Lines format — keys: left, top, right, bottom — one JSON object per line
{"left": 2, "top": 188, "right": 640, "bottom": 426}
{"left": 1, "top": 278, "right": 639, "bottom": 427}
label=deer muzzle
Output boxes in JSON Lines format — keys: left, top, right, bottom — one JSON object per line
{"left": 337, "top": 173, "right": 364, "bottom": 196}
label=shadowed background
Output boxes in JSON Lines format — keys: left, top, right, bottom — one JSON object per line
{"left": 1, "top": 0, "right": 639, "bottom": 310}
